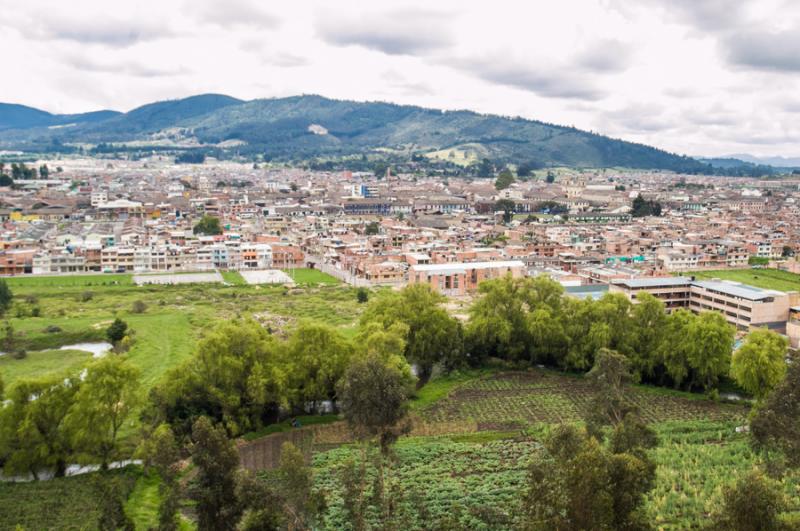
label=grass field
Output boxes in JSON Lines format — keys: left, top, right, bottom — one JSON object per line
{"left": 688, "top": 268, "right": 800, "bottom": 292}
{"left": 4, "top": 273, "right": 133, "bottom": 289}
{"left": 220, "top": 270, "right": 246, "bottom": 285}
{"left": 0, "top": 348, "right": 92, "bottom": 382}
{"left": 283, "top": 268, "right": 340, "bottom": 285}
{"left": 1, "top": 275, "right": 366, "bottom": 449}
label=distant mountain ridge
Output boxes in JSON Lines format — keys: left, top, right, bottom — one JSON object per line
{"left": 0, "top": 103, "right": 120, "bottom": 131}
{"left": 0, "top": 93, "right": 710, "bottom": 172}
{"left": 728, "top": 153, "right": 800, "bottom": 168}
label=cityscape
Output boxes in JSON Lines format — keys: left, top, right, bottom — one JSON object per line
{"left": 1, "top": 1, "right": 799, "bottom": 530}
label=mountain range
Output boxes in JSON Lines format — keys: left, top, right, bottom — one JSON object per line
{"left": 0, "top": 93, "right": 730, "bottom": 173}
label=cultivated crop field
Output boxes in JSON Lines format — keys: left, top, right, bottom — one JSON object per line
{"left": 688, "top": 267, "right": 800, "bottom": 292}
{"left": 309, "top": 421, "right": 800, "bottom": 531}
{"left": 420, "top": 371, "right": 746, "bottom": 427}
{"left": 0, "top": 468, "right": 141, "bottom": 531}
{"left": 308, "top": 371, "right": 797, "bottom": 530}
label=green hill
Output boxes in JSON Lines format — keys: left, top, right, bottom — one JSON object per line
{"left": 0, "top": 94, "right": 710, "bottom": 172}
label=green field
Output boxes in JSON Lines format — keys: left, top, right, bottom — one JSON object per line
{"left": 283, "top": 268, "right": 340, "bottom": 285}
{"left": 0, "top": 348, "right": 92, "bottom": 382}
{"left": 3, "top": 365, "right": 798, "bottom": 530}
{"left": 0, "top": 274, "right": 366, "bottom": 451}
{"left": 305, "top": 370, "right": 797, "bottom": 530}
{"left": 0, "top": 468, "right": 141, "bottom": 531}
{"left": 4, "top": 273, "right": 132, "bottom": 289}
{"left": 2, "top": 273, "right": 798, "bottom": 529}
{"left": 219, "top": 270, "right": 246, "bottom": 285}
{"left": 688, "top": 268, "right": 800, "bottom": 292}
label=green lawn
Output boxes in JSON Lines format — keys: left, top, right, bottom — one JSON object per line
{"left": 0, "top": 348, "right": 93, "bottom": 384}
{"left": 688, "top": 268, "right": 800, "bottom": 292}
{"left": 282, "top": 268, "right": 340, "bottom": 285}
{"left": 220, "top": 270, "right": 246, "bottom": 285}
{"left": 3, "top": 273, "right": 132, "bottom": 289}
{"left": 409, "top": 368, "right": 492, "bottom": 411}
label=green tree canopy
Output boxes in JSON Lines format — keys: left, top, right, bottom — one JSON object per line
{"left": 750, "top": 359, "right": 800, "bottom": 468}
{"left": 686, "top": 311, "right": 734, "bottom": 391}
{"left": 712, "top": 469, "right": 787, "bottom": 531}
{"left": 360, "top": 284, "right": 464, "bottom": 385}
{"left": 286, "top": 323, "right": 353, "bottom": 410}
{"left": 495, "top": 169, "right": 515, "bottom": 190}
{"left": 148, "top": 320, "right": 287, "bottom": 438}
{"left": 0, "top": 374, "right": 81, "bottom": 479}
{"left": 193, "top": 215, "right": 223, "bottom": 235}
{"left": 189, "top": 416, "right": 242, "bottom": 531}
{"left": 731, "top": 329, "right": 788, "bottom": 400}
{"left": 520, "top": 423, "right": 656, "bottom": 530}
{"left": 337, "top": 354, "right": 413, "bottom": 453}
{"left": 106, "top": 318, "right": 128, "bottom": 344}
{"left": 0, "top": 279, "right": 13, "bottom": 316}
{"left": 67, "top": 356, "right": 140, "bottom": 468}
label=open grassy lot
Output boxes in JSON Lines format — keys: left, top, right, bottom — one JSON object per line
{"left": 4, "top": 273, "right": 132, "bottom": 289}
{"left": 0, "top": 348, "right": 92, "bottom": 382}
{"left": 2, "top": 280, "right": 364, "bottom": 384}
{"left": 1, "top": 276, "right": 366, "bottom": 450}
{"left": 282, "top": 268, "right": 340, "bottom": 285}
{"left": 688, "top": 268, "right": 800, "bottom": 292}
{"left": 220, "top": 270, "right": 246, "bottom": 285}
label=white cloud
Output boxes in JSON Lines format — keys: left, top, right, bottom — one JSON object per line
{"left": 0, "top": 0, "right": 799, "bottom": 157}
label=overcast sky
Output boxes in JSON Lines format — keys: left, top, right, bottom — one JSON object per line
{"left": 1, "top": 0, "right": 799, "bottom": 158}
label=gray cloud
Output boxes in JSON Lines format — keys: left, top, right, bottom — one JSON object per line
{"left": 24, "top": 15, "right": 171, "bottom": 47}
{"left": 380, "top": 70, "right": 434, "bottom": 96}
{"left": 603, "top": 104, "right": 676, "bottom": 133}
{"left": 576, "top": 40, "right": 633, "bottom": 73}
{"left": 191, "top": 0, "right": 280, "bottom": 29}
{"left": 634, "top": 0, "right": 749, "bottom": 32}
{"left": 315, "top": 9, "right": 453, "bottom": 55}
{"left": 452, "top": 57, "right": 605, "bottom": 100}
{"left": 63, "top": 54, "right": 188, "bottom": 78}
{"left": 238, "top": 39, "right": 309, "bottom": 67}
{"left": 724, "top": 29, "right": 800, "bottom": 72}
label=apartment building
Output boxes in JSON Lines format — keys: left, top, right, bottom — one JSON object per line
{"left": 689, "top": 280, "right": 795, "bottom": 332}
{"left": 611, "top": 277, "right": 800, "bottom": 332}
{"left": 609, "top": 277, "right": 693, "bottom": 311}
{"left": 408, "top": 260, "right": 525, "bottom": 296}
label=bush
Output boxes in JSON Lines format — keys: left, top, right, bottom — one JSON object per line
{"left": 43, "top": 325, "right": 63, "bottom": 334}
{"left": 12, "top": 349, "right": 27, "bottom": 360}
{"left": 106, "top": 318, "right": 128, "bottom": 344}
{"left": 356, "top": 288, "right": 369, "bottom": 304}
{"left": 131, "top": 300, "right": 147, "bottom": 314}
{"left": 31, "top": 306, "right": 41, "bottom": 317}
{"left": 79, "top": 291, "right": 94, "bottom": 302}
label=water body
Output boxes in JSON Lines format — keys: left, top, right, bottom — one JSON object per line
{"left": 0, "top": 460, "right": 142, "bottom": 482}
{"left": 59, "top": 342, "right": 113, "bottom": 358}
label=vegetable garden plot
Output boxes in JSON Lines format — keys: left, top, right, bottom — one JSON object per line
{"left": 421, "top": 371, "right": 746, "bottom": 426}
